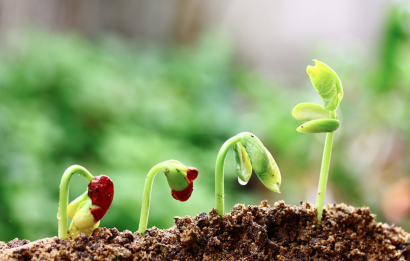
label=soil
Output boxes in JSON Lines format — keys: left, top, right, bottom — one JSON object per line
{"left": 1, "top": 201, "right": 409, "bottom": 260}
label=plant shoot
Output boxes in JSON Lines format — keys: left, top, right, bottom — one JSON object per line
{"left": 58, "top": 165, "right": 114, "bottom": 239}
{"left": 215, "top": 132, "right": 281, "bottom": 215}
{"left": 292, "top": 60, "right": 343, "bottom": 224}
{"left": 138, "top": 160, "right": 198, "bottom": 236}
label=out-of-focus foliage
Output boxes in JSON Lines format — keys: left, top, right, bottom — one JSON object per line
{"left": 0, "top": 2, "right": 410, "bottom": 242}
{"left": 0, "top": 31, "right": 307, "bottom": 242}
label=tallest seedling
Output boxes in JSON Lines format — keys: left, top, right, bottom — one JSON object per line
{"left": 292, "top": 60, "right": 343, "bottom": 223}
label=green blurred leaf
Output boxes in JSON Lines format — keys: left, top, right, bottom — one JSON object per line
{"left": 296, "top": 119, "right": 340, "bottom": 133}
{"left": 292, "top": 102, "right": 330, "bottom": 121}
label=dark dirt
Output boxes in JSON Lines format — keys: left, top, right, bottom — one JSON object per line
{"left": 1, "top": 201, "right": 409, "bottom": 260}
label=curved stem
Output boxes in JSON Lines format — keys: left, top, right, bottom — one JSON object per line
{"left": 316, "top": 110, "right": 337, "bottom": 224}
{"left": 138, "top": 163, "right": 166, "bottom": 236}
{"left": 215, "top": 135, "right": 242, "bottom": 216}
{"left": 58, "top": 165, "right": 94, "bottom": 239}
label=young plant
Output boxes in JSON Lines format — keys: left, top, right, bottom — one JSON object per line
{"left": 138, "top": 160, "right": 198, "bottom": 236}
{"left": 292, "top": 60, "right": 343, "bottom": 223}
{"left": 215, "top": 132, "right": 281, "bottom": 215}
{"left": 58, "top": 165, "right": 114, "bottom": 239}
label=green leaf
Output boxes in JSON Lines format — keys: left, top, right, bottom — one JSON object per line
{"left": 236, "top": 132, "right": 281, "bottom": 193}
{"left": 163, "top": 160, "right": 190, "bottom": 191}
{"left": 292, "top": 102, "right": 330, "bottom": 121}
{"left": 233, "top": 142, "right": 252, "bottom": 183}
{"left": 297, "top": 119, "right": 340, "bottom": 133}
{"left": 238, "top": 132, "right": 270, "bottom": 175}
{"left": 307, "top": 60, "right": 343, "bottom": 111}
{"left": 71, "top": 198, "right": 95, "bottom": 229}
{"left": 255, "top": 149, "right": 281, "bottom": 193}
{"left": 67, "top": 191, "right": 89, "bottom": 220}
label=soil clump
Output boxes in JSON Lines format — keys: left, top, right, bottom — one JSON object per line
{"left": 1, "top": 201, "right": 409, "bottom": 260}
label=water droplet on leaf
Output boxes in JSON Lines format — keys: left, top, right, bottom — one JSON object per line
{"left": 238, "top": 177, "right": 248, "bottom": 186}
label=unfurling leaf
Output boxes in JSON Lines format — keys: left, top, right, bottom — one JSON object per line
{"left": 235, "top": 132, "right": 281, "bottom": 192}
{"left": 238, "top": 132, "right": 270, "bottom": 175}
{"left": 292, "top": 103, "right": 330, "bottom": 121}
{"left": 307, "top": 60, "right": 343, "bottom": 111}
{"left": 297, "top": 119, "right": 340, "bottom": 133}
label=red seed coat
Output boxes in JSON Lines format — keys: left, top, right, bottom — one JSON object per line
{"left": 187, "top": 167, "right": 198, "bottom": 182}
{"left": 88, "top": 175, "right": 114, "bottom": 222}
{"left": 171, "top": 182, "right": 193, "bottom": 202}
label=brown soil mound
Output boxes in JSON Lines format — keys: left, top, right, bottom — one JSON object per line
{"left": 1, "top": 201, "right": 409, "bottom": 260}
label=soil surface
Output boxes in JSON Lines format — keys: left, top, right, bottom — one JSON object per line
{"left": 1, "top": 201, "right": 409, "bottom": 260}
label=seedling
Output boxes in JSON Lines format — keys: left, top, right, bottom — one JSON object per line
{"left": 138, "top": 160, "right": 198, "bottom": 236}
{"left": 58, "top": 165, "right": 114, "bottom": 239}
{"left": 215, "top": 132, "right": 281, "bottom": 215}
{"left": 292, "top": 60, "right": 343, "bottom": 223}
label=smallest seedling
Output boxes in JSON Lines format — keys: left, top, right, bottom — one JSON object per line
{"left": 58, "top": 165, "right": 114, "bottom": 239}
{"left": 138, "top": 160, "right": 198, "bottom": 236}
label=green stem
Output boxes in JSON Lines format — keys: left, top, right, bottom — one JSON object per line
{"left": 138, "top": 162, "right": 166, "bottom": 236}
{"left": 215, "top": 135, "right": 242, "bottom": 216}
{"left": 58, "top": 165, "right": 94, "bottom": 239}
{"left": 316, "top": 110, "right": 336, "bottom": 224}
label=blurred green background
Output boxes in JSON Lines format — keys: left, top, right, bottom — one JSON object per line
{"left": 1, "top": 1, "right": 410, "bottom": 242}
